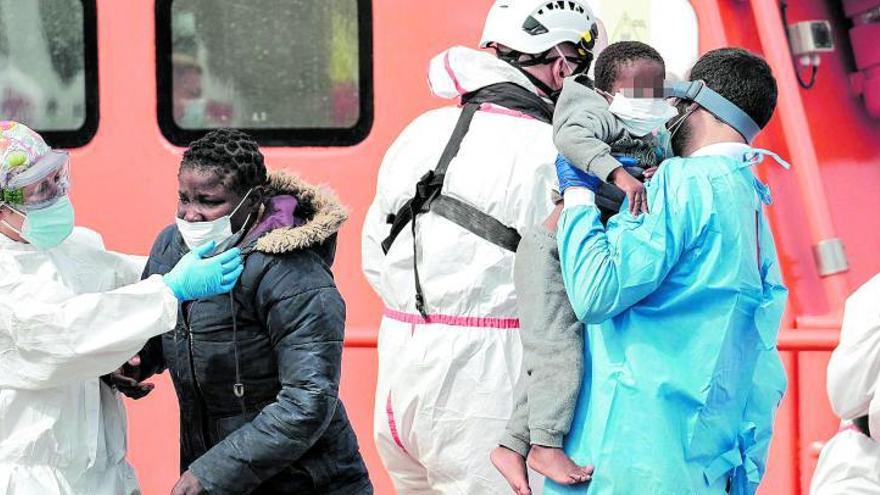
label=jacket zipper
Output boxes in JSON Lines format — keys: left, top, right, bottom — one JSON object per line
{"left": 185, "top": 302, "right": 212, "bottom": 446}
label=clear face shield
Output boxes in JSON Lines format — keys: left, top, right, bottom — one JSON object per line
{"left": 0, "top": 151, "right": 71, "bottom": 212}
{"left": 0, "top": 122, "right": 75, "bottom": 248}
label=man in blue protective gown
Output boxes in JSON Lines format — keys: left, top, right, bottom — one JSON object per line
{"left": 548, "top": 48, "right": 790, "bottom": 495}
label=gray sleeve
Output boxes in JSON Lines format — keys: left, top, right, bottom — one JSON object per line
{"left": 552, "top": 77, "right": 625, "bottom": 182}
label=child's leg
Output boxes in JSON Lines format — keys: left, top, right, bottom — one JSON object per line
{"left": 516, "top": 225, "right": 592, "bottom": 485}
{"left": 517, "top": 226, "right": 583, "bottom": 448}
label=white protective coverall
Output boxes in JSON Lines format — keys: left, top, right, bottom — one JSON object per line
{"left": 0, "top": 227, "right": 178, "bottom": 495}
{"left": 362, "top": 46, "right": 558, "bottom": 493}
{"left": 811, "top": 273, "right": 880, "bottom": 494}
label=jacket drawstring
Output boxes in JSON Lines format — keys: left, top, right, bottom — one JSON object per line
{"left": 230, "top": 291, "right": 246, "bottom": 416}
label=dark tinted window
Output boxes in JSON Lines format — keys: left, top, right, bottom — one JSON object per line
{"left": 0, "top": 0, "right": 98, "bottom": 147}
{"left": 157, "top": 0, "right": 373, "bottom": 147}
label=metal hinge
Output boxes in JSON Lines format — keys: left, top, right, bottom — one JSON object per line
{"left": 813, "top": 238, "right": 849, "bottom": 276}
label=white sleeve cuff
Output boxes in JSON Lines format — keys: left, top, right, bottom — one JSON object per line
{"left": 563, "top": 187, "right": 596, "bottom": 210}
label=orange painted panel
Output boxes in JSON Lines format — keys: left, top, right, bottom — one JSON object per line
{"left": 798, "top": 352, "right": 842, "bottom": 494}
{"left": 758, "top": 352, "right": 797, "bottom": 495}
{"left": 338, "top": 348, "right": 394, "bottom": 493}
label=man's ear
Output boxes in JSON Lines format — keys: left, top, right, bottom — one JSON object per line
{"left": 557, "top": 57, "right": 568, "bottom": 78}
{"left": 551, "top": 57, "right": 569, "bottom": 86}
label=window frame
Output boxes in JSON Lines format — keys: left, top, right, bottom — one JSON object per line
{"left": 24, "top": 0, "right": 100, "bottom": 149}
{"left": 155, "top": 0, "right": 374, "bottom": 147}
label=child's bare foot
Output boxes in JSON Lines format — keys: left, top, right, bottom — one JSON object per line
{"left": 526, "top": 445, "right": 593, "bottom": 485}
{"left": 491, "top": 446, "right": 532, "bottom": 495}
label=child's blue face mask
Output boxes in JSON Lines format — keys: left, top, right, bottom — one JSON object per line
{"left": 1, "top": 196, "right": 75, "bottom": 249}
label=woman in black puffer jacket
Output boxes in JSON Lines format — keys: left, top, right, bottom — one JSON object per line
{"left": 136, "top": 129, "right": 371, "bottom": 495}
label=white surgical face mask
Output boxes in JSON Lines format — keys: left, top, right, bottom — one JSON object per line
{"left": 176, "top": 188, "right": 254, "bottom": 251}
{"left": 608, "top": 93, "right": 679, "bottom": 137}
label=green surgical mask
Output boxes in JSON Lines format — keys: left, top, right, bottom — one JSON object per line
{"left": 1, "top": 196, "right": 75, "bottom": 249}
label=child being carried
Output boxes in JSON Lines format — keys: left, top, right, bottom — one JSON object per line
{"left": 491, "top": 40, "right": 678, "bottom": 494}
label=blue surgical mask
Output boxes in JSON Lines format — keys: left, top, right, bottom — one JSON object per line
{"left": 1, "top": 196, "right": 75, "bottom": 249}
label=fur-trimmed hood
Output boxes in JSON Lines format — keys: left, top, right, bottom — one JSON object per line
{"left": 251, "top": 171, "right": 348, "bottom": 255}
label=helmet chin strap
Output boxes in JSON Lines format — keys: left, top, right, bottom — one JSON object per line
{"left": 501, "top": 46, "right": 591, "bottom": 103}
{"left": 499, "top": 54, "right": 561, "bottom": 101}
{"left": 514, "top": 66, "right": 560, "bottom": 101}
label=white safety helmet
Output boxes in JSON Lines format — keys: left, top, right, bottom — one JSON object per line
{"left": 480, "top": 0, "right": 599, "bottom": 58}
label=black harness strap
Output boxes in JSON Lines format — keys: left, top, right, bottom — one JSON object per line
{"left": 410, "top": 103, "right": 479, "bottom": 317}
{"left": 381, "top": 83, "right": 553, "bottom": 318}
{"left": 381, "top": 103, "right": 480, "bottom": 255}
{"left": 431, "top": 195, "right": 521, "bottom": 252}
{"left": 854, "top": 415, "right": 871, "bottom": 438}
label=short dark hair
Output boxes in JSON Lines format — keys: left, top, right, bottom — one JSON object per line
{"left": 594, "top": 41, "right": 665, "bottom": 93}
{"left": 181, "top": 128, "right": 268, "bottom": 193}
{"left": 689, "top": 47, "right": 778, "bottom": 129}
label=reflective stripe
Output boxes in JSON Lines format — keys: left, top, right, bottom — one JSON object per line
{"left": 444, "top": 51, "right": 466, "bottom": 96}
{"left": 839, "top": 423, "right": 860, "bottom": 434}
{"left": 386, "top": 391, "right": 409, "bottom": 454}
{"left": 384, "top": 308, "right": 520, "bottom": 329}
{"left": 478, "top": 102, "right": 537, "bottom": 121}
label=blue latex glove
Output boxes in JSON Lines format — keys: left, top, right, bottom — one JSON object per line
{"left": 163, "top": 241, "right": 244, "bottom": 301}
{"left": 611, "top": 154, "right": 639, "bottom": 167}
{"left": 555, "top": 154, "right": 601, "bottom": 194}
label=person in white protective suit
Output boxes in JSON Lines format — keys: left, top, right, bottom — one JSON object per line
{"left": 361, "top": 1, "right": 600, "bottom": 492}
{"left": 811, "top": 274, "right": 880, "bottom": 494}
{"left": 0, "top": 121, "right": 244, "bottom": 495}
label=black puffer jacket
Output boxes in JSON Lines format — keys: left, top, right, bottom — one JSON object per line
{"left": 140, "top": 172, "right": 372, "bottom": 494}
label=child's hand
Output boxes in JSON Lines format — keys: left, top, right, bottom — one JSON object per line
{"left": 610, "top": 167, "right": 648, "bottom": 216}
{"left": 643, "top": 167, "right": 659, "bottom": 181}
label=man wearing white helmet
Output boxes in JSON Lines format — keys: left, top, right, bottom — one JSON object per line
{"left": 362, "top": 0, "right": 599, "bottom": 492}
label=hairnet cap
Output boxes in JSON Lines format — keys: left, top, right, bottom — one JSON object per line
{"left": 0, "top": 121, "right": 69, "bottom": 196}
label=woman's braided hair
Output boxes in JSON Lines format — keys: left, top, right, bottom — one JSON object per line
{"left": 181, "top": 128, "right": 268, "bottom": 193}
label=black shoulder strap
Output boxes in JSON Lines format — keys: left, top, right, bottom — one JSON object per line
{"left": 462, "top": 82, "right": 553, "bottom": 124}
{"left": 431, "top": 195, "right": 520, "bottom": 251}
{"left": 378, "top": 81, "right": 556, "bottom": 316}
{"left": 380, "top": 103, "right": 480, "bottom": 254}
{"left": 854, "top": 415, "right": 871, "bottom": 438}
{"left": 379, "top": 100, "right": 528, "bottom": 317}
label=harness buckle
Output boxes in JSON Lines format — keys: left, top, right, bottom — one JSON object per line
{"left": 415, "top": 293, "right": 428, "bottom": 319}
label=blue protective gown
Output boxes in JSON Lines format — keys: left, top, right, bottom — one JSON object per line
{"left": 548, "top": 145, "right": 789, "bottom": 495}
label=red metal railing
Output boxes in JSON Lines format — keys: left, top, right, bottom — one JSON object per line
{"left": 778, "top": 328, "right": 839, "bottom": 351}
{"left": 346, "top": 327, "right": 840, "bottom": 351}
